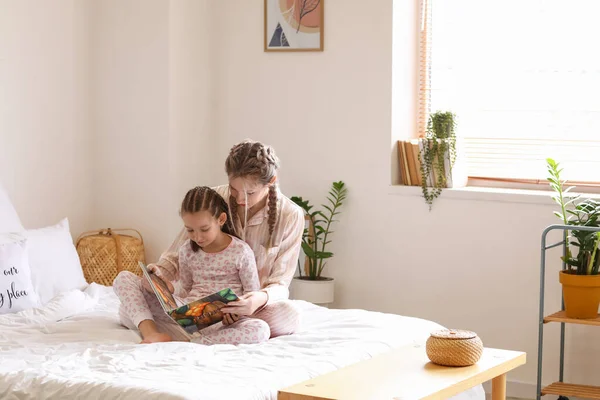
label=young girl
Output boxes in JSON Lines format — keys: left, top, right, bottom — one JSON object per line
{"left": 113, "top": 186, "right": 271, "bottom": 345}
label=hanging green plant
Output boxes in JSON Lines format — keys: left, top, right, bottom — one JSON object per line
{"left": 418, "top": 111, "right": 457, "bottom": 209}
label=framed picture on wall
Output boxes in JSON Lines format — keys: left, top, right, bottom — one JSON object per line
{"left": 264, "top": 0, "right": 324, "bottom": 52}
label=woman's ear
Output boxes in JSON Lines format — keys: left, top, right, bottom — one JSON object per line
{"left": 269, "top": 176, "right": 277, "bottom": 186}
{"left": 218, "top": 212, "right": 227, "bottom": 227}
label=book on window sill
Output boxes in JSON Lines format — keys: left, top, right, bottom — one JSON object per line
{"left": 138, "top": 261, "right": 239, "bottom": 335}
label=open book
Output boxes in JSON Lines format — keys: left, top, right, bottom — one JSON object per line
{"left": 138, "top": 261, "right": 239, "bottom": 335}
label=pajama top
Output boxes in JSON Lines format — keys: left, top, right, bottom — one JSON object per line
{"left": 178, "top": 235, "right": 260, "bottom": 302}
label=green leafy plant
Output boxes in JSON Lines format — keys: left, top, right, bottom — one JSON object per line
{"left": 419, "top": 111, "right": 457, "bottom": 209}
{"left": 547, "top": 158, "right": 600, "bottom": 275}
{"left": 291, "top": 181, "right": 347, "bottom": 280}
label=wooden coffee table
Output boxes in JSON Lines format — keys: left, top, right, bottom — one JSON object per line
{"left": 278, "top": 343, "right": 526, "bottom": 400}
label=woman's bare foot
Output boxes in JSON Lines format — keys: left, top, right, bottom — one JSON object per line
{"left": 141, "top": 332, "right": 173, "bottom": 344}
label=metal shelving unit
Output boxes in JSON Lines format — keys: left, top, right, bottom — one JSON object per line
{"left": 537, "top": 224, "right": 600, "bottom": 400}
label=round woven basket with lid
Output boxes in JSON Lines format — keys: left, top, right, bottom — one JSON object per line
{"left": 426, "top": 329, "right": 483, "bottom": 367}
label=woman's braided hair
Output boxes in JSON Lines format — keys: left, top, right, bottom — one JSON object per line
{"left": 180, "top": 186, "right": 239, "bottom": 252}
{"left": 225, "top": 139, "right": 280, "bottom": 246}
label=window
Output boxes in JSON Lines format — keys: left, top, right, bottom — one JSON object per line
{"left": 419, "top": 0, "right": 600, "bottom": 185}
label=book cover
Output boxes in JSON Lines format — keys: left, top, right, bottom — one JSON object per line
{"left": 404, "top": 140, "right": 420, "bottom": 186}
{"left": 397, "top": 140, "right": 408, "bottom": 185}
{"left": 138, "top": 261, "right": 239, "bottom": 335}
{"left": 410, "top": 139, "right": 423, "bottom": 186}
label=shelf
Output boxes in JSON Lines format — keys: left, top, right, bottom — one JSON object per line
{"left": 543, "top": 310, "right": 600, "bottom": 326}
{"left": 542, "top": 382, "right": 600, "bottom": 399}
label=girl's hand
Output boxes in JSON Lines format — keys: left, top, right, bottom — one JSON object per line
{"left": 141, "top": 265, "right": 174, "bottom": 294}
{"left": 222, "top": 313, "right": 240, "bottom": 326}
{"left": 221, "top": 291, "right": 267, "bottom": 316}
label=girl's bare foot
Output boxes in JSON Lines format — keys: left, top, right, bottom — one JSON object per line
{"left": 138, "top": 319, "right": 172, "bottom": 343}
{"left": 141, "top": 332, "right": 173, "bottom": 344}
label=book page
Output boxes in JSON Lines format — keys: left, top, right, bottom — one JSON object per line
{"left": 138, "top": 261, "right": 178, "bottom": 312}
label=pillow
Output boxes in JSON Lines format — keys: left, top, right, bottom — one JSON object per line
{"left": 0, "top": 183, "right": 24, "bottom": 233}
{"left": 0, "top": 237, "right": 40, "bottom": 314}
{"left": 26, "top": 218, "right": 87, "bottom": 304}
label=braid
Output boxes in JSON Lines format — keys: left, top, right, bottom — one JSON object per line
{"left": 182, "top": 186, "right": 203, "bottom": 214}
{"left": 214, "top": 193, "right": 239, "bottom": 240}
{"left": 225, "top": 139, "right": 280, "bottom": 183}
{"left": 228, "top": 197, "right": 241, "bottom": 237}
{"left": 267, "top": 185, "right": 278, "bottom": 248}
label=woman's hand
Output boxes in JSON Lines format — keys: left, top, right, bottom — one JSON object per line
{"left": 221, "top": 291, "right": 268, "bottom": 316}
{"left": 222, "top": 313, "right": 240, "bottom": 326}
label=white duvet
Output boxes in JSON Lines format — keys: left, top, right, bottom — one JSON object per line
{"left": 0, "top": 284, "right": 484, "bottom": 400}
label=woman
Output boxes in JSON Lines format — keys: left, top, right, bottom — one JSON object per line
{"left": 148, "top": 139, "right": 304, "bottom": 338}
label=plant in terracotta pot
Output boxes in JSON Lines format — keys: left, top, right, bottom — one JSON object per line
{"left": 290, "top": 181, "right": 347, "bottom": 305}
{"left": 547, "top": 158, "right": 600, "bottom": 318}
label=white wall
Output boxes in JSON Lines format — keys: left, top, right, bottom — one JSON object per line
{"left": 168, "top": 0, "right": 217, "bottom": 209}
{"left": 210, "top": 0, "right": 600, "bottom": 394}
{"left": 0, "top": 0, "right": 93, "bottom": 236}
{"left": 91, "top": 0, "right": 171, "bottom": 263}
{"left": 91, "top": 0, "right": 215, "bottom": 262}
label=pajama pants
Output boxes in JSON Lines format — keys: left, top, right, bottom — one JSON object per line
{"left": 113, "top": 271, "right": 300, "bottom": 344}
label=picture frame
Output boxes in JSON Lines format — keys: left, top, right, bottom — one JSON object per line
{"left": 264, "top": 0, "right": 324, "bottom": 52}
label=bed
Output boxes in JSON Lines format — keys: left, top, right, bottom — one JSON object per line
{"left": 0, "top": 185, "right": 484, "bottom": 400}
{"left": 0, "top": 284, "right": 485, "bottom": 400}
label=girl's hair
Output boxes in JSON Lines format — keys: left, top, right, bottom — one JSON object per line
{"left": 180, "top": 186, "right": 238, "bottom": 252}
{"left": 225, "top": 139, "right": 280, "bottom": 245}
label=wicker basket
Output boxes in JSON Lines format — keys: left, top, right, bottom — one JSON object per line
{"left": 426, "top": 329, "right": 483, "bottom": 367}
{"left": 76, "top": 228, "right": 145, "bottom": 286}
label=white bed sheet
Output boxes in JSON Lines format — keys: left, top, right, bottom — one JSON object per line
{"left": 0, "top": 284, "right": 484, "bottom": 400}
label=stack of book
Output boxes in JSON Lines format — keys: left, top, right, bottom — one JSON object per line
{"left": 397, "top": 139, "right": 423, "bottom": 186}
{"left": 397, "top": 139, "right": 452, "bottom": 187}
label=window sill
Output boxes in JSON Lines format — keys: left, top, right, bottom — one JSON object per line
{"left": 388, "top": 185, "right": 600, "bottom": 206}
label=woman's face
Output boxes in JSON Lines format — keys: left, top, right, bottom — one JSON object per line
{"left": 228, "top": 176, "right": 270, "bottom": 209}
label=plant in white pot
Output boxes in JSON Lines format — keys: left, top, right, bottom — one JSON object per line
{"left": 419, "top": 111, "right": 458, "bottom": 209}
{"left": 290, "top": 181, "right": 347, "bottom": 306}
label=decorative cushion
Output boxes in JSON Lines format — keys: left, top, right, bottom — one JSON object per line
{"left": 0, "top": 183, "right": 23, "bottom": 233}
{"left": 26, "top": 218, "right": 87, "bottom": 304}
{"left": 0, "top": 237, "right": 40, "bottom": 314}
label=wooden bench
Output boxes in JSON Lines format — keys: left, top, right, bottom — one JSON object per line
{"left": 278, "top": 343, "right": 526, "bottom": 400}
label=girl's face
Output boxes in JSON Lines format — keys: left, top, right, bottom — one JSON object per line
{"left": 228, "top": 176, "right": 270, "bottom": 209}
{"left": 182, "top": 210, "right": 226, "bottom": 249}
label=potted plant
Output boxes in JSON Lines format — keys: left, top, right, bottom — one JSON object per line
{"left": 290, "top": 181, "right": 347, "bottom": 305}
{"left": 547, "top": 158, "right": 600, "bottom": 319}
{"left": 419, "top": 111, "right": 458, "bottom": 209}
